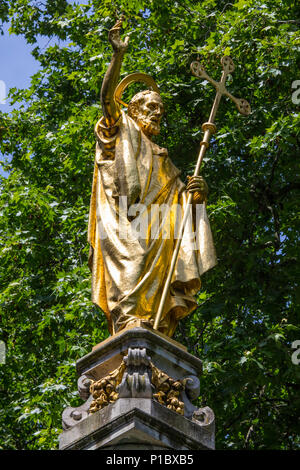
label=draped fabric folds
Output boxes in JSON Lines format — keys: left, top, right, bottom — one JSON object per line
{"left": 88, "top": 111, "right": 216, "bottom": 337}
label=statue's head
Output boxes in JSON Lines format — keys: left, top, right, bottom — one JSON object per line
{"left": 127, "top": 90, "right": 164, "bottom": 138}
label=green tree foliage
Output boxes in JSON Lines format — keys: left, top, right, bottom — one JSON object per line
{"left": 0, "top": 0, "right": 299, "bottom": 450}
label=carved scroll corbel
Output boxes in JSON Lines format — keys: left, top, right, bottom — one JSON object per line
{"left": 180, "top": 375, "right": 201, "bottom": 419}
{"left": 62, "top": 374, "right": 93, "bottom": 430}
{"left": 192, "top": 406, "right": 215, "bottom": 429}
{"left": 118, "top": 347, "right": 152, "bottom": 398}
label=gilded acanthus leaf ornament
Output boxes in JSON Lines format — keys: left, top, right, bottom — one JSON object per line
{"left": 88, "top": 349, "right": 189, "bottom": 417}
{"left": 89, "top": 361, "right": 126, "bottom": 413}
{"left": 150, "top": 363, "right": 186, "bottom": 415}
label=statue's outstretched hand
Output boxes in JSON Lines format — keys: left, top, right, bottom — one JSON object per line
{"left": 186, "top": 175, "right": 208, "bottom": 204}
{"left": 108, "top": 18, "right": 129, "bottom": 53}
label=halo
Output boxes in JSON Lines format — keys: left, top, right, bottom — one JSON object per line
{"left": 114, "top": 72, "right": 160, "bottom": 108}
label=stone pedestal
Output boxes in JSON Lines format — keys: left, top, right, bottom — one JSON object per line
{"left": 59, "top": 323, "right": 215, "bottom": 450}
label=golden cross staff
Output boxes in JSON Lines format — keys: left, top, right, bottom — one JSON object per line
{"left": 153, "top": 55, "right": 251, "bottom": 331}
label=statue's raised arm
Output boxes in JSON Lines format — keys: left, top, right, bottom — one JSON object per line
{"left": 100, "top": 18, "right": 129, "bottom": 126}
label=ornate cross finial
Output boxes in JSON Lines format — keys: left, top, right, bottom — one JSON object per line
{"left": 153, "top": 55, "right": 251, "bottom": 332}
{"left": 190, "top": 56, "right": 251, "bottom": 120}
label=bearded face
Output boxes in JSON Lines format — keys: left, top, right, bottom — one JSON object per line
{"left": 128, "top": 92, "right": 164, "bottom": 139}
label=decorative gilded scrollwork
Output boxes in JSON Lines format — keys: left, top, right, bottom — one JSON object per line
{"left": 150, "top": 362, "right": 186, "bottom": 415}
{"left": 89, "top": 360, "right": 126, "bottom": 414}
{"left": 88, "top": 349, "right": 192, "bottom": 417}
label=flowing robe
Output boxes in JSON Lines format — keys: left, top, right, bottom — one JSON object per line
{"left": 88, "top": 111, "right": 216, "bottom": 337}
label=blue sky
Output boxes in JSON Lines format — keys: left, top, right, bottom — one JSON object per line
{"left": 0, "top": 22, "right": 40, "bottom": 112}
{"left": 0, "top": 1, "right": 90, "bottom": 110}
{"left": 0, "top": 0, "right": 90, "bottom": 176}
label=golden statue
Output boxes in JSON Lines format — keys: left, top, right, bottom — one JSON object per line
{"left": 88, "top": 19, "right": 217, "bottom": 337}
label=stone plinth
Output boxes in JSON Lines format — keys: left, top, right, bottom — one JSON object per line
{"left": 59, "top": 323, "right": 215, "bottom": 450}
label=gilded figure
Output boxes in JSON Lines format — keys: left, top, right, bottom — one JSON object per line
{"left": 88, "top": 19, "right": 217, "bottom": 337}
